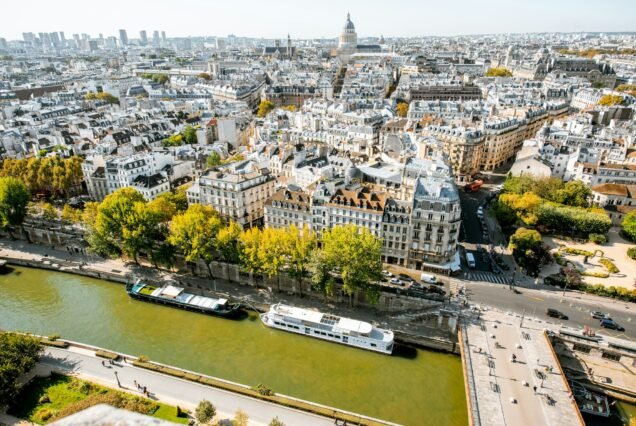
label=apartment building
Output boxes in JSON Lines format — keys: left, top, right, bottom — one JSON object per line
{"left": 198, "top": 160, "right": 276, "bottom": 227}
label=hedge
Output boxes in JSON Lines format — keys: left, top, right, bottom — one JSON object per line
{"left": 538, "top": 203, "right": 612, "bottom": 236}
{"left": 628, "top": 247, "right": 636, "bottom": 260}
{"left": 580, "top": 270, "right": 610, "bottom": 278}
{"left": 95, "top": 350, "right": 119, "bottom": 360}
{"left": 599, "top": 258, "right": 619, "bottom": 274}
{"left": 40, "top": 338, "right": 69, "bottom": 348}
{"left": 561, "top": 247, "right": 594, "bottom": 257}
{"left": 544, "top": 274, "right": 636, "bottom": 302}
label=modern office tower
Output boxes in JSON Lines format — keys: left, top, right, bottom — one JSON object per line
{"left": 153, "top": 31, "right": 160, "bottom": 46}
{"left": 59, "top": 31, "right": 66, "bottom": 47}
{"left": 161, "top": 31, "right": 166, "bottom": 43}
{"left": 49, "top": 32, "right": 60, "bottom": 47}
{"left": 119, "top": 29, "right": 128, "bottom": 46}
{"left": 139, "top": 30, "right": 148, "bottom": 45}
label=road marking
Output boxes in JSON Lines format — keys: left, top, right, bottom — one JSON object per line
{"left": 526, "top": 296, "right": 544, "bottom": 302}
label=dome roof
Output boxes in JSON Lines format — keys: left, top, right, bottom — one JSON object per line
{"left": 343, "top": 13, "right": 355, "bottom": 31}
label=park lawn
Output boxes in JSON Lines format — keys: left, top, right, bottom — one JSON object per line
{"left": 9, "top": 373, "right": 188, "bottom": 424}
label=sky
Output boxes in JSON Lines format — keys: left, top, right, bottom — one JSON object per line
{"left": 2, "top": 0, "right": 635, "bottom": 41}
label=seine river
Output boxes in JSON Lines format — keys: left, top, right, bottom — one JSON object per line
{"left": 0, "top": 265, "right": 468, "bottom": 425}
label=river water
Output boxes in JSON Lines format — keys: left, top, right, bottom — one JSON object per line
{"left": 0, "top": 265, "right": 467, "bottom": 426}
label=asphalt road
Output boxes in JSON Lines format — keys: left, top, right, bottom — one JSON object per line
{"left": 454, "top": 278, "right": 635, "bottom": 341}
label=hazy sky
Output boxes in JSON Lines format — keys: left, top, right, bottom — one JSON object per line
{"left": 3, "top": 0, "right": 635, "bottom": 40}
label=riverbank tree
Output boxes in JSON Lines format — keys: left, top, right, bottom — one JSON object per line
{"left": 0, "top": 177, "right": 31, "bottom": 239}
{"left": 508, "top": 227, "right": 551, "bottom": 276}
{"left": 0, "top": 156, "right": 83, "bottom": 199}
{"left": 0, "top": 332, "right": 43, "bottom": 407}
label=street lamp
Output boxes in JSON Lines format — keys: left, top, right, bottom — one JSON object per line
{"left": 114, "top": 371, "right": 121, "bottom": 388}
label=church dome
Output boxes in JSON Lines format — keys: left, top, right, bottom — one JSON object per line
{"left": 343, "top": 13, "right": 355, "bottom": 31}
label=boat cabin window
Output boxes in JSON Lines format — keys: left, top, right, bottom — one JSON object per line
{"left": 572, "top": 343, "right": 591, "bottom": 353}
{"left": 601, "top": 351, "right": 621, "bottom": 362}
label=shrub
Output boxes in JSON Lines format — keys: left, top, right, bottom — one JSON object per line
{"left": 48, "top": 334, "right": 61, "bottom": 341}
{"left": 253, "top": 383, "right": 274, "bottom": 396}
{"left": 537, "top": 203, "right": 611, "bottom": 236}
{"left": 588, "top": 233, "right": 607, "bottom": 244}
{"left": 38, "top": 394, "right": 50, "bottom": 404}
{"left": 599, "top": 258, "right": 619, "bottom": 274}
{"left": 137, "top": 355, "right": 150, "bottom": 362}
{"left": 580, "top": 270, "right": 610, "bottom": 278}
{"left": 36, "top": 408, "right": 53, "bottom": 422}
{"left": 628, "top": 247, "right": 636, "bottom": 260}
{"left": 561, "top": 247, "right": 594, "bottom": 257}
{"left": 195, "top": 400, "right": 216, "bottom": 424}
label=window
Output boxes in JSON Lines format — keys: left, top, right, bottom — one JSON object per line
{"left": 601, "top": 351, "right": 621, "bottom": 362}
{"left": 572, "top": 343, "right": 591, "bottom": 354}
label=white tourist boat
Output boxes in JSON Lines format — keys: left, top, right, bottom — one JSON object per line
{"left": 261, "top": 303, "right": 394, "bottom": 354}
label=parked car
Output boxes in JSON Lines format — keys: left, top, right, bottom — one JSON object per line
{"left": 390, "top": 278, "right": 403, "bottom": 286}
{"left": 382, "top": 270, "right": 393, "bottom": 278}
{"left": 600, "top": 319, "right": 625, "bottom": 331}
{"left": 420, "top": 273, "right": 438, "bottom": 285}
{"left": 427, "top": 286, "right": 446, "bottom": 295}
{"left": 591, "top": 311, "right": 610, "bottom": 320}
{"left": 546, "top": 308, "right": 568, "bottom": 320}
{"left": 409, "top": 282, "right": 423, "bottom": 290}
{"left": 465, "top": 252, "right": 476, "bottom": 269}
{"left": 398, "top": 273, "right": 414, "bottom": 283}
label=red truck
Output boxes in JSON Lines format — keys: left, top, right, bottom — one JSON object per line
{"left": 464, "top": 179, "right": 484, "bottom": 192}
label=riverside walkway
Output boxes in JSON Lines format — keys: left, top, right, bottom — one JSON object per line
{"left": 40, "top": 345, "right": 374, "bottom": 426}
{"left": 460, "top": 309, "right": 583, "bottom": 426}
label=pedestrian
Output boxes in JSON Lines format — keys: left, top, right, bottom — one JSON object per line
{"left": 101, "top": 360, "right": 105, "bottom": 367}
{"left": 143, "top": 386, "right": 147, "bottom": 394}
{"left": 134, "top": 380, "right": 138, "bottom": 388}
{"left": 533, "top": 386, "right": 537, "bottom": 394}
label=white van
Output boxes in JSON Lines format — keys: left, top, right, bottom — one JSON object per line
{"left": 420, "top": 273, "right": 437, "bottom": 284}
{"left": 465, "top": 252, "right": 476, "bottom": 269}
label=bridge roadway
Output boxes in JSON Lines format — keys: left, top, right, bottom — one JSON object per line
{"left": 461, "top": 309, "right": 584, "bottom": 426}
{"left": 41, "top": 346, "right": 351, "bottom": 426}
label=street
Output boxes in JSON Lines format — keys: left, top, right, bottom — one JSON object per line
{"left": 453, "top": 277, "right": 635, "bottom": 341}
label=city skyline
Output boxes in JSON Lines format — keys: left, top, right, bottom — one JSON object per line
{"left": 3, "top": 0, "right": 636, "bottom": 40}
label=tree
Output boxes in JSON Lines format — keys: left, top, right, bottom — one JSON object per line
{"left": 508, "top": 227, "right": 551, "bottom": 275}
{"left": 485, "top": 67, "right": 513, "bottom": 77}
{"left": 85, "top": 188, "right": 147, "bottom": 260}
{"left": 182, "top": 125, "right": 198, "bottom": 144}
{"left": 257, "top": 100, "right": 275, "bottom": 118}
{"left": 597, "top": 94, "right": 624, "bottom": 107}
{"left": 0, "top": 177, "right": 30, "bottom": 238}
{"left": 41, "top": 202, "right": 58, "bottom": 221}
{"left": 239, "top": 227, "right": 264, "bottom": 287}
{"left": 0, "top": 332, "right": 43, "bottom": 407}
{"left": 155, "top": 188, "right": 188, "bottom": 213}
{"left": 320, "top": 225, "right": 383, "bottom": 305}
{"left": 555, "top": 180, "right": 591, "bottom": 208}
{"left": 162, "top": 134, "right": 183, "bottom": 147}
{"left": 286, "top": 225, "right": 317, "bottom": 297}
{"left": 269, "top": 417, "right": 285, "bottom": 426}
{"left": 232, "top": 410, "right": 249, "bottom": 426}
{"left": 61, "top": 204, "right": 82, "bottom": 223}
{"left": 194, "top": 400, "right": 216, "bottom": 424}
{"left": 198, "top": 72, "right": 212, "bottom": 81}
{"left": 621, "top": 210, "right": 636, "bottom": 242}
{"left": 216, "top": 221, "right": 243, "bottom": 281}
{"left": 259, "top": 227, "right": 291, "bottom": 292}
{"left": 168, "top": 204, "right": 222, "bottom": 276}
{"left": 309, "top": 249, "right": 336, "bottom": 302}
{"left": 206, "top": 151, "right": 222, "bottom": 168}
{"left": 396, "top": 102, "right": 409, "bottom": 117}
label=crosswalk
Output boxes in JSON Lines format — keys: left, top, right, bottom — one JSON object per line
{"left": 464, "top": 271, "right": 511, "bottom": 285}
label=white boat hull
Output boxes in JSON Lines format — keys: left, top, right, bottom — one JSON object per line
{"left": 261, "top": 313, "right": 393, "bottom": 355}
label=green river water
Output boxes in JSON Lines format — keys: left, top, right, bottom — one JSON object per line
{"left": 0, "top": 266, "right": 468, "bottom": 426}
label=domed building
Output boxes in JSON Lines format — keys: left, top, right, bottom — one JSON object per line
{"left": 336, "top": 13, "right": 380, "bottom": 61}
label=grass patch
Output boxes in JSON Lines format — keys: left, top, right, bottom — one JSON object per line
{"left": 560, "top": 247, "right": 594, "bottom": 257}
{"left": 8, "top": 373, "right": 187, "bottom": 424}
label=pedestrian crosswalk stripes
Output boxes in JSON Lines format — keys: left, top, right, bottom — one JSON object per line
{"left": 465, "top": 271, "right": 510, "bottom": 285}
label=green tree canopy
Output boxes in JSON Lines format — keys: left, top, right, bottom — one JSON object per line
{"left": 168, "top": 204, "right": 222, "bottom": 276}
{"left": 257, "top": 100, "right": 275, "bottom": 118}
{"left": 194, "top": 400, "right": 216, "bottom": 424}
{"left": 206, "top": 151, "right": 222, "bottom": 168}
{"left": 0, "top": 177, "right": 30, "bottom": 237}
{"left": 0, "top": 333, "right": 43, "bottom": 407}
{"left": 320, "top": 225, "right": 383, "bottom": 304}
{"left": 485, "top": 67, "right": 513, "bottom": 77}
{"left": 621, "top": 210, "right": 636, "bottom": 242}
{"left": 508, "top": 227, "right": 551, "bottom": 275}
{"left": 597, "top": 94, "right": 624, "bottom": 107}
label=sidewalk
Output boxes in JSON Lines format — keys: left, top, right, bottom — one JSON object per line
{"left": 40, "top": 346, "right": 339, "bottom": 426}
